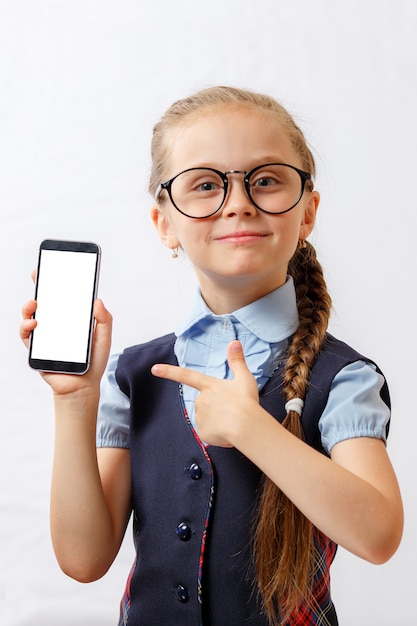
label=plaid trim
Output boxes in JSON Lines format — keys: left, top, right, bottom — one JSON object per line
{"left": 285, "top": 530, "right": 337, "bottom": 625}
{"left": 179, "top": 384, "right": 215, "bottom": 609}
{"left": 118, "top": 557, "right": 136, "bottom": 626}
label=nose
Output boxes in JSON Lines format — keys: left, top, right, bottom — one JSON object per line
{"left": 221, "top": 171, "right": 257, "bottom": 218}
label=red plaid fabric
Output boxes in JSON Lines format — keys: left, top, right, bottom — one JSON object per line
{"left": 118, "top": 559, "right": 135, "bottom": 626}
{"left": 284, "top": 531, "right": 337, "bottom": 625}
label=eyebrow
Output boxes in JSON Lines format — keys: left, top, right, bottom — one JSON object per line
{"left": 182, "top": 158, "right": 292, "bottom": 171}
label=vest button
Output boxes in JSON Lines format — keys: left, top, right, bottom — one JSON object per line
{"left": 176, "top": 522, "right": 192, "bottom": 541}
{"left": 187, "top": 463, "right": 202, "bottom": 480}
{"left": 175, "top": 584, "right": 189, "bottom": 602}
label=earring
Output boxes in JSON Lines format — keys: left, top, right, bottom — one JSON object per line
{"left": 298, "top": 239, "right": 307, "bottom": 250}
{"left": 171, "top": 247, "right": 179, "bottom": 259}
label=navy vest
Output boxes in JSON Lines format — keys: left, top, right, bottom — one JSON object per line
{"left": 115, "top": 333, "right": 389, "bottom": 626}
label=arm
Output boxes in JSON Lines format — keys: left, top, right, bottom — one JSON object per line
{"left": 21, "top": 299, "right": 132, "bottom": 582}
{"left": 50, "top": 397, "right": 132, "bottom": 582}
{"left": 151, "top": 340, "right": 403, "bottom": 564}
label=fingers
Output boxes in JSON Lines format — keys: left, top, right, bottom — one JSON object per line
{"left": 151, "top": 341, "right": 249, "bottom": 391}
{"left": 21, "top": 299, "right": 37, "bottom": 319}
{"left": 20, "top": 300, "right": 37, "bottom": 346}
{"left": 20, "top": 272, "right": 37, "bottom": 344}
{"left": 151, "top": 363, "right": 209, "bottom": 391}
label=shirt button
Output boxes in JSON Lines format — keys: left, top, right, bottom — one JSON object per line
{"left": 175, "top": 584, "right": 189, "bottom": 602}
{"left": 176, "top": 522, "right": 192, "bottom": 541}
{"left": 187, "top": 463, "right": 202, "bottom": 480}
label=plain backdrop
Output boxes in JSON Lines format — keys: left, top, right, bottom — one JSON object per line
{"left": 1, "top": 1, "right": 416, "bottom": 624}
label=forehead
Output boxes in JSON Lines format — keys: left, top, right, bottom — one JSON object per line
{"left": 166, "top": 104, "right": 300, "bottom": 174}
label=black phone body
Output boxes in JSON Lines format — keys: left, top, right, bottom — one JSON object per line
{"left": 29, "top": 239, "right": 101, "bottom": 374}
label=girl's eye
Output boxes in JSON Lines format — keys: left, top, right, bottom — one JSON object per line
{"left": 190, "top": 176, "right": 224, "bottom": 194}
{"left": 252, "top": 176, "right": 276, "bottom": 187}
{"left": 196, "top": 181, "right": 220, "bottom": 192}
{"left": 178, "top": 169, "right": 225, "bottom": 195}
{"left": 251, "top": 174, "right": 282, "bottom": 189}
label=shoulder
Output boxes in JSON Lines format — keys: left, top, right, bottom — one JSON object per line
{"left": 316, "top": 333, "right": 367, "bottom": 369}
{"left": 303, "top": 333, "right": 390, "bottom": 451}
{"left": 311, "top": 332, "right": 388, "bottom": 397}
{"left": 312, "top": 333, "right": 388, "bottom": 384}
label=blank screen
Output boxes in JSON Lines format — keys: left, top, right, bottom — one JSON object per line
{"left": 31, "top": 249, "right": 98, "bottom": 363}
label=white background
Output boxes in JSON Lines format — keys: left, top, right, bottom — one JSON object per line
{"left": 1, "top": 1, "right": 416, "bottom": 624}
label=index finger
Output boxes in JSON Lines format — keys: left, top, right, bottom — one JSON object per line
{"left": 21, "top": 299, "right": 37, "bottom": 319}
{"left": 151, "top": 363, "right": 209, "bottom": 391}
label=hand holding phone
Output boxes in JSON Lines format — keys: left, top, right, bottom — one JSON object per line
{"left": 28, "top": 239, "right": 101, "bottom": 374}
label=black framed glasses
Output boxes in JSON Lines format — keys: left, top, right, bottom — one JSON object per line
{"left": 157, "top": 163, "right": 312, "bottom": 219}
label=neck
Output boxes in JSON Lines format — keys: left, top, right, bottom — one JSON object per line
{"left": 198, "top": 274, "right": 286, "bottom": 314}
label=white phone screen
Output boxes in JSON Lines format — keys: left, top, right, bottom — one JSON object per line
{"left": 31, "top": 248, "right": 99, "bottom": 364}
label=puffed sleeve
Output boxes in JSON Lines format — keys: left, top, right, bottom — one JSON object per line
{"left": 319, "top": 360, "right": 390, "bottom": 455}
{"left": 96, "top": 352, "right": 130, "bottom": 448}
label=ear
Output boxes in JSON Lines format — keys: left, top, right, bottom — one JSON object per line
{"left": 150, "top": 205, "right": 180, "bottom": 251}
{"left": 299, "top": 190, "right": 319, "bottom": 241}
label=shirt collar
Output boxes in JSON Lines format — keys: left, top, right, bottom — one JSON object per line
{"left": 175, "top": 276, "right": 299, "bottom": 343}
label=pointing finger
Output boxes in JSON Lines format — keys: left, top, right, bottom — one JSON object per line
{"left": 151, "top": 363, "right": 209, "bottom": 391}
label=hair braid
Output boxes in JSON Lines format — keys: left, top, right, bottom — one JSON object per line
{"left": 253, "top": 241, "right": 332, "bottom": 625}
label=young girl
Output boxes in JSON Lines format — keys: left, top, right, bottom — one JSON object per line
{"left": 20, "top": 86, "right": 403, "bottom": 626}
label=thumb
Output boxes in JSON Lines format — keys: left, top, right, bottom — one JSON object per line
{"left": 92, "top": 299, "right": 113, "bottom": 355}
{"left": 227, "top": 341, "right": 259, "bottom": 397}
{"left": 227, "top": 340, "right": 250, "bottom": 376}
{"left": 94, "top": 298, "right": 112, "bottom": 326}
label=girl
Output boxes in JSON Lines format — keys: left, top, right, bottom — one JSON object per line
{"left": 20, "top": 86, "right": 403, "bottom": 626}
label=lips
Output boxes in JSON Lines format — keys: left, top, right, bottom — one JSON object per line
{"left": 215, "top": 231, "right": 268, "bottom": 244}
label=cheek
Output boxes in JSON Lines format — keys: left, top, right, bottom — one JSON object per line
{"left": 171, "top": 214, "right": 212, "bottom": 246}
{"left": 177, "top": 226, "right": 207, "bottom": 253}
{"left": 272, "top": 211, "right": 303, "bottom": 239}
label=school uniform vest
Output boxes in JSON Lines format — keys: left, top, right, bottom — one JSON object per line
{"left": 115, "top": 332, "right": 389, "bottom": 626}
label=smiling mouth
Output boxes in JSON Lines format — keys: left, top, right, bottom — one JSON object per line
{"left": 215, "top": 232, "right": 268, "bottom": 244}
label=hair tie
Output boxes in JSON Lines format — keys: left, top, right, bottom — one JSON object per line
{"left": 284, "top": 398, "right": 304, "bottom": 416}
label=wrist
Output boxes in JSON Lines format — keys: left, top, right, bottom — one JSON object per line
{"left": 53, "top": 386, "right": 100, "bottom": 421}
{"left": 232, "top": 401, "right": 284, "bottom": 457}
{"left": 227, "top": 398, "right": 264, "bottom": 448}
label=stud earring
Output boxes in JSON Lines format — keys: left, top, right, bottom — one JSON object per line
{"left": 171, "top": 247, "right": 179, "bottom": 259}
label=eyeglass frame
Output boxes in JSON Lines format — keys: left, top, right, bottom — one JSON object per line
{"left": 156, "top": 162, "right": 313, "bottom": 219}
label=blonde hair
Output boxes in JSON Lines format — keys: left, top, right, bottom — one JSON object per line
{"left": 149, "top": 86, "right": 331, "bottom": 625}
{"left": 149, "top": 85, "right": 316, "bottom": 196}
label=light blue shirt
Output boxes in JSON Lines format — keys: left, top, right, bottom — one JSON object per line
{"left": 97, "top": 278, "right": 390, "bottom": 455}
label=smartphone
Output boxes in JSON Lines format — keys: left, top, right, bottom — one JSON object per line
{"left": 29, "top": 239, "right": 101, "bottom": 374}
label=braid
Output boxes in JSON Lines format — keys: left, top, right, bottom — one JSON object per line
{"left": 285, "top": 241, "right": 332, "bottom": 396}
{"left": 253, "top": 241, "right": 332, "bottom": 625}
